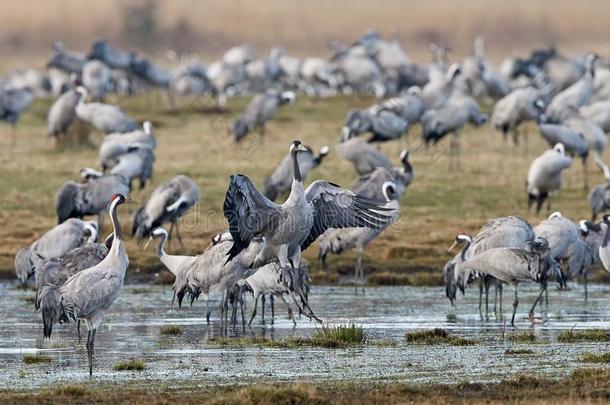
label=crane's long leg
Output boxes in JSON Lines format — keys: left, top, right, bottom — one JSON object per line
{"left": 239, "top": 286, "right": 246, "bottom": 332}
{"left": 270, "top": 295, "right": 275, "bottom": 325}
{"left": 484, "top": 280, "right": 490, "bottom": 319}
{"left": 529, "top": 284, "right": 546, "bottom": 322}
{"left": 173, "top": 220, "right": 184, "bottom": 250}
{"left": 77, "top": 320, "right": 81, "bottom": 343}
{"left": 88, "top": 328, "right": 97, "bottom": 377}
{"left": 206, "top": 295, "right": 211, "bottom": 324}
{"left": 261, "top": 294, "right": 266, "bottom": 325}
{"left": 511, "top": 286, "right": 519, "bottom": 327}
{"left": 499, "top": 284, "right": 503, "bottom": 314}
{"left": 281, "top": 295, "right": 297, "bottom": 327}
{"left": 478, "top": 279, "right": 484, "bottom": 317}
{"left": 288, "top": 250, "right": 323, "bottom": 324}
{"left": 582, "top": 156, "right": 589, "bottom": 191}
{"left": 86, "top": 329, "right": 92, "bottom": 376}
{"left": 584, "top": 271, "right": 589, "bottom": 302}
{"left": 248, "top": 293, "right": 260, "bottom": 327}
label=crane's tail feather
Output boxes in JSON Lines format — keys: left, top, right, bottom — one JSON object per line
{"left": 39, "top": 285, "right": 61, "bottom": 339}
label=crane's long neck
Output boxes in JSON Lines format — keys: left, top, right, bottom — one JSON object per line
{"left": 156, "top": 233, "right": 167, "bottom": 258}
{"left": 460, "top": 240, "right": 471, "bottom": 262}
{"left": 292, "top": 150, "right": 302, "bottom": 182}
{"left": 602, "top": 224, "right": 610, "bottom": 248}
{"left": 109, "top": 199, "right": 124, "bottom": 244}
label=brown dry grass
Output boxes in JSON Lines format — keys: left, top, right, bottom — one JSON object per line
{"left": 0, "top": 92, "right": 607, "bottom": 284}
{"left": 1, "top": 0, "right": 610, "bottom": 70}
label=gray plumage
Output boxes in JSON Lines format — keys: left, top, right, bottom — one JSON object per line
{"left": 422, "top": 63, "right": 461, "bottom": 109}
{"left": 47, "top": 42, "right": 86, "bottom": 74}
{"left": 371, "top": 90, "right": 426, "bottom": 124}
{"left": 0, "top": 86, "right": 35, "bottom": 126}
{"left": 351, "top": 150, "right": 414, "bottom": 199}
{"left": 223, "top": 141, "right": 391, "bottom": 319}
{"left": 580, "top": 100, "right": 610, "bottom": 132}
{"left": 341, "top": 108, "right": 408, "bottom": 143}
{"left": 538, "top": 123, "right": 589, "bottom": 188}
{"left": 132, "top": 175, "right": 200, "bottom": 245}
{"left": 81, "top": 60, "right": 111, "bottom": 101}
{"left": 318, "top": 181, "right": 399, "bottom": 286}
{"left": 55, "top": 195, "right": 129, "bottom": 376}
{"left": 263, "top": 145, "right": 329, "bottom": 201}
{"left": 55, "top": 171, "right": 129, "bottom": 224}
{"left": 99, "top": 121, "right": 156, "bottom": 170}
{"left": 88, "top": 40, "right": 134, "bottom": 69}
{"left": 233, "top": 89, "right": 295, "bottom": 142}
{"left": 453, "top": 234, "right": 557, "bottom": 326}
{"left": 206, "top": 60, "right": 246, "bottom": 107}
{"left": 75, "top": 87, "right": 139, "bottom": 134}
{"left": 47, "top": 88, "right": 80, "bottom": 138}
{"left": 527, "top": 143, "right": 572, "bottom": 213}
{"left": 109, "top": 147, "right": 155, "bottom": 190}
{"left": 491, "top": 87, "right": 545, "bottom": 144}
{"left": 589, "top": 156, "right": 610, "bottom": 220}
{"left": 15, "top": 219, "right": 97, "bottom": 285}
{"left": 336, "top": 137, "right": 392, "bottom": 176}
{"left": 36, "top": 235, "right": 111, "bottom": 338}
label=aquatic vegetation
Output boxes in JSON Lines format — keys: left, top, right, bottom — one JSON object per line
{"left": 581, "top": 352, "right": 610, "bottom": 363}
{"left": 160, "top": 325, "right": 183, "bottom": 335}
{"left": 22, "top": 354, "right": 51, "bottom": 364}
{"left": 309, "top": 323, "right": 365, "bottom": 348}
{"left": 557, "top": 329, "right": 610, "bottom": 343}
{"left": 113, "top": 359, "right": 145, "bottom": 371}
{"left": 405, "top": 328, "right": 477, "bottom": 346}
{"left": 507, "top": 331, "right": 537, "bottom": 343}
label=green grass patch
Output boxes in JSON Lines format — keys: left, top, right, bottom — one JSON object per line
{"left": 581, "top": 352, "right": 610, "bottom": 363}
{"left": 557, "top": 329, "right": 610, "bottom": 343}
{"left": 22, "top": 354, "right": 51, "bottom": 364}
{"left": 309, "top": 324, "right": 365, "bottom": 348}
{"left": 160, "top": 325, "right": 183, "bottom": 336}
{"left": 405, "top": 328, "right": 477, "bottom": 346}
{"left": 113, "top": 359, "right": 145, "bottom": 372}
{"left": 508, "top": 331, "right": 537, "bottom": 343}
{"left": 505, "top": 348, "right": 535, "bottom": 355}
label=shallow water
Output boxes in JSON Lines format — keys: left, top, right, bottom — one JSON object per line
{"left": 1, "top": 281, "right": 610, "bottom": 389}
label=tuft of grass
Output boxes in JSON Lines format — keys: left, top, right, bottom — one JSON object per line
{"left": 405, "top": 328, "right": 477, "bottom": 346}
{"left": 113, "top": 359, "right": 145, "bottom": 372}
{"left": 505, "top": 348, "right": 535, "bottom": 355}
{"left": 558, "top": 329, "right": 610, "bottom": 343}
{"left": 160, "top": 325, "right": 183, "bottom": 336}
{"left": 508, "top": 331, "right": 537, "bottom": 343}
{"left": 309, "top": 323, "right": 365, "bottom": 348}
{"left": 581, "top": 352, "right": 610, "bottom": 363}
{"left": 208, "top": 336, "right": 306, "bottom": 348}
{"left": 22, "top": 354, "right": 51, "bottom": 364}
{"left": 54, "top": 385, "right": 89, "bottom": 397}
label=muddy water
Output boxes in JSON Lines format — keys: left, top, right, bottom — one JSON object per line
{"left": 1, "top": 282, "right": 610, "bottom": 389}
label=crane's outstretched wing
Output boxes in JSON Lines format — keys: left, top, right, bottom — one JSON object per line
{"left": 301, "top": 180, "right": 392, "bottom": 251}
{"left": 223, "top": 174, "right": 280, "bottom": 262}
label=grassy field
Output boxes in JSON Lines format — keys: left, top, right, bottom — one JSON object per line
{"left": 1, "top": 91, "right": 609, "bottom": 286}
{"left": 3, "top": 367, "right": 610, "bottom": 404}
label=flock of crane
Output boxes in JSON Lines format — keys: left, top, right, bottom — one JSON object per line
{"left": 5, "top": 31, "right": 610, "bottom": 376}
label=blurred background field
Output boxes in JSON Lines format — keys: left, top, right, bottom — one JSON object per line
{"left": 2, "top": 0, "right": 610, "bottom": 68}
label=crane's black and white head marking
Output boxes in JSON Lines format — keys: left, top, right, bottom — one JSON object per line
{"left": 80, "top": 167, "right": 103, "bottom": 181}
{"left": 447, "top": 63, "right": 462, "bottom": 80}
{"left": 290, "top": 140, "right": 309, "bottom": 154}
{"left": 548, "top": 211, "right": 563, "bottom": 220}
{"left": 553, "top": 143, "right": 565, "bottom": 155}
{"left": 319, "top": 145, "right": 330, "bottom": 156}
{"left": 602, "top": 214, "right": 610, "bottom": 225}
{"left": 110, "top": 193, "right": 127, "bottom": 206}
{"left": 448, "top": 233, "right": 472, "bottom": 253}
{"left": 406, "top": 86, "right": 421, "bottom": 96}
{"left": 382, "top": 181, "right": 397, "bottom": 202}
{"left": 280, "top": 91, "right": 296, "bottom": 105}
{"left": 75, "top": 86, "right": 88, "bottom": 99}
{"left": 533, "top": 99, "right": 545, "bottom": 112}
{"left": 579, "top": 220, "right": 589, "bottom": 237}
{"left": 151, "top": 228, "right": 168, "bottom": 239}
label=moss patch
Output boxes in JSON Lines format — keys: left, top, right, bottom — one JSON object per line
{"left": 405, "top": 328, "right": 477, "bottom": 346}
{"left": 160, "top": 325, "right": 183, "bottom": 336}
{"left": 22, "top": 354, "right": 51, "bottom": 364}
{"left": 113, "top": 359, "right": 145, "bottom": 372}
{"left": 558, "top": 329, "right": 610, "bottom": 343}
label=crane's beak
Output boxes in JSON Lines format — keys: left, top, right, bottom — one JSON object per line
{"left": 143, "top": 237, "right": 153, "bottom": 250}
{"left": 447, "top": 241, "right": 458, "bottom": 252}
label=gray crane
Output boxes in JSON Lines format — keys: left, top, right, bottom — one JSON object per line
{"left": 15, "top": 219, "right": 98, "bottom": 285}
{"left": 263, "top": 144, "right": 329, "bottom": 201}
{"left": 0, "top": 85, "right": 35, "bottom": 143}
{"left": 47, "top": 42, "right": 86, "bottom": 74}
{"left": 351, "top": 149, "right": 414, "bottom": 198}
{"left": 88, "top": 40, "right": 134, "bottom": 69}
{"left": 206, "top": 60, "right": 246, "bottom": 107}
{"left": 99, "top": 121, "right": 156, "bottom": 171}
{"left": 132, "top": 175, "right": 200, "bottom": 248}
{"left": 538, "top": 123, "right": 589, "bottom": 189}
{"left": 370, "top": 89, "right": 426, "bottom": 125}
{"left": 491, "top": 87, "right": 545, "bottom": 144}
{"left": 232, "top": 89, "right": 295, "bottom": 142}
{"left": 580, "top": 100, "right": 610, "bottom": 132}
{"left": 421, "top": 95, "right": 487, "bottom": 169}
{"left": 451, "top": 234, "right": 558, "bottom": 326}
{"left": 341, "top": 108, "right": 408, "bottom": 142}
{"left": 81, "top": 60, "right": 111, "bottom": 101}
{"left": 108, "top": 146, "right": 156, "bottom": 190}
{"left": 336, "top": 137, "right": 393, "bottom": 176}
{"left": 49, "top": 194, "right": 130, "bottom": 376}
{"left": 589, "top": 156, "right": 610, "bottom": 220}
{"left": 36, "top": 233, "right": 113, "bottom": 339}
{"left": 445, "top": 216, "right": 534, "bottom": 315}
{"left": 527, "top": 143, "right": 572, "bottom": 213}
{"left": 223, "top": 140, "right": 392, "bottom": 321}
{"left": 55, "top": 169, "right": 130, "bottom": 226}
{"left": 599, "top": 215, "right": 610, "bottom": 273}
{"left": 47, "top": 86, "right": 80, "bottom": 140}
{"left": 74, "top": 87, "right": 139, "bottom": 134}
{"left": 318, "top": 181, "right": 399, "bottom": 289}
{"left": 422, "top": 63, "right": 461, "bottom": 109}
